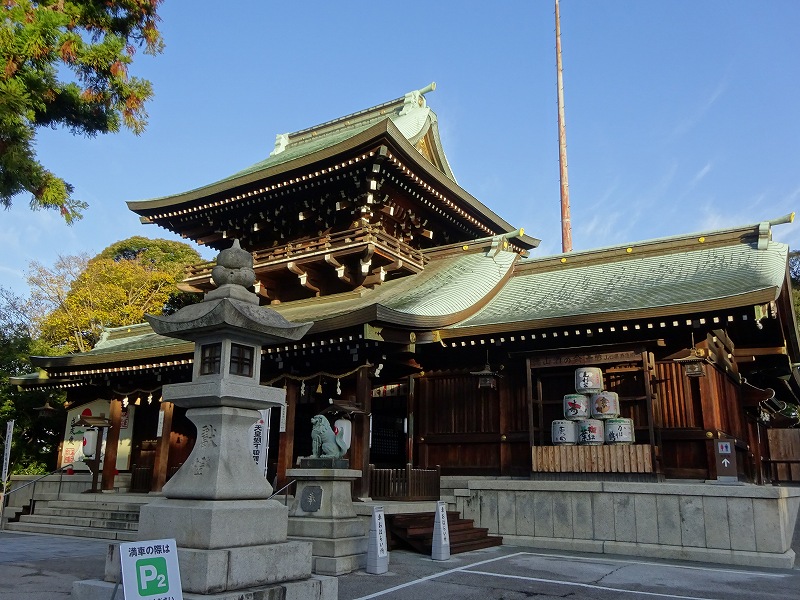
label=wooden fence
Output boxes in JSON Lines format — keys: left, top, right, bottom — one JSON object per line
{"left": 532, "top": 444, "right": 653, "bottom": 474}
{"left": 767, "top": 429, "right": 800, "bottom": 483}
{"left": 369, "top": 464, "right": 441, "bottom": 501}
{"left": 763, "top": 459, "right": 800, "bottom": 484}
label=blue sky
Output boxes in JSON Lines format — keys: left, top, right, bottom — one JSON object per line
{"left": 2, "top": 1, "right": 799, "bottom": 296}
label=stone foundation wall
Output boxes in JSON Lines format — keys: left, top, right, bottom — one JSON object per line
{"left": 453, "top": 480, "right": 800, "bottom": 569}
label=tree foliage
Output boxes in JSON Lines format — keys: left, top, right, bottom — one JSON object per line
{"left": 31, "top": 237, "right": 201, "bottom": 352}
{"left": 789, "top": 251, "right": 800, "bottom": 329}
{"left": 789, "top": 251, "right": 800, "bottom": 287}
{"left": 0, "top": 0, "right": 164, "bottom": 223}
{"left": 0, "top": 287, "right": 65, "bottom": 476}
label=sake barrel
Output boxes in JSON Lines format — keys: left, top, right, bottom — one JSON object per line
{"left": 591, "top": 391, "right": 620, "bottom": 419}
{"left": 551, "top": 420, "right": 578, "bottom": 445}
{"left": 563, "top": 393, "right": 591, "bottom": 420}
{"left": 604, "top": 418, "right": 635, "bottom": 444}
{"left": 577, "top": 419, "right": 604, "bottom": 445}
{"left": 575, "top": 367, "right": 604, "bottom": 394}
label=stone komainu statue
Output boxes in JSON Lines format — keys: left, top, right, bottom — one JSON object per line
{"left": 310, "top": 415, "right": 349, "bottom": 459}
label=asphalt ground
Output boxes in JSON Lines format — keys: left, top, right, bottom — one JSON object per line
{"left": 0, "top": 530, "right": 798, "bottom": 600}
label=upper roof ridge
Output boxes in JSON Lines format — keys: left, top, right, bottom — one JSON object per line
{"left": 269, "top": 83, "right": 437, "bottom": 157}
{"left": 522, "top": 213, "right": 795, "bottom": 267}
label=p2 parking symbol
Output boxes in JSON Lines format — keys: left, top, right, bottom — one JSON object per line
{"left": 136, "top": 557, "right": 168, "bottom": 596}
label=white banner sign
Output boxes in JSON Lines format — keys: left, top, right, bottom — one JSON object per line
{"left": 250, "top": 409, "right": 271, "bottom": 478}
{"left": 2, "top": 420, "right": 13, "bottom": 484}
{"left": 120, "top": 538, "right": 183, "bottom": 600}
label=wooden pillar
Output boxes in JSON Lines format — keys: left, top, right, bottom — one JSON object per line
{"left": 699, "top": 367, "right": 721, "bottom": 479}
{"left": 417, "top": 376, "right": 429, "bottom": 469}
{"left": 406, "top": 375, "right": 415, "bottom": 466}
{"left": 352, "top": 367, "right": 372, "bottom": 498}
{"left": 526, "top": 359, "right": 537, "bottom": 472}
{"left": 498, "top": 373, "right": 512, "bottom": 476}
{"left": 101, "top": 399, "right": 122, "bottom": 491}
{"left": 277, "top": 380, "right": 298, "bottom": 489}
{"left": 151, "top": 401, "right": 174, "bottom": 492}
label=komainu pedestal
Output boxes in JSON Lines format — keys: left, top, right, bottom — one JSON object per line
{"left": 287, "top": 468, "right": 368, "bottom": 575}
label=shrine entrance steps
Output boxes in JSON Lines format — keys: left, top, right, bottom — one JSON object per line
{"left": 3, "top": 492, "right": 146, "bottom": 541}
{"left": 385, "top": 511, "right": 503, "bottom": 555}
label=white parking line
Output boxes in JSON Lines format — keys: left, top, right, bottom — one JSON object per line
{"left": 467, "top": 569, "right": 721, "bottom": 600}
{"left": 351, "top": 549, "right": 789, "bottom": 600}
{"left": 352, "top": 552, "right": 529, "bottom": 599}
{"left": 518, "top": 551, "right": 790, "bottom": 578}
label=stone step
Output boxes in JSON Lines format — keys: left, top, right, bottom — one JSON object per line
{"left": 42, "top": 499, "right": 148, "bottom": 513}
{"left": 0, "top": 506, "right": 24, "bottom": 525}
{"left": 34, "top": 506, "right": 140, "bottom": 522}
{"left": 19, "top": 513, "right": 138, "bottom": 531}
{"left": 439, "top": 494, "right": 457, "bottom": 507}
{"left": 5, "top": 521, "right": 138, "bottom": 541}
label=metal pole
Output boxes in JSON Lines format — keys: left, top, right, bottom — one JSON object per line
{"left": 556, "top": 0, "right": 573, "bottom": 253}
{"left": 0, "top": 419, "right": 13, "bottom": 529}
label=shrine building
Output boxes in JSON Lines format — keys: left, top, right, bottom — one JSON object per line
{"left": 13, "top": 84, "right": 800, "bottom": 500}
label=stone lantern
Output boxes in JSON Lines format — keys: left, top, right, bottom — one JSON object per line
{"left": 145, "top": 239, "right": 311, "bottom": 499}
{"left": 75, "top": 240, "right": 337, "bottom": 598}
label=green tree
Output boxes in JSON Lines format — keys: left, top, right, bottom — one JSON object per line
{"left": 31, "top": 237, "right": 201, "bottom": 352}
{"left": 0, "top": 287, "right": 65, "bottom": 476}
{"left": 790, "top": 251, "right": 800, "bottom": 328}
{"left": 0, "top": 0, "right": 164, "bottom": 223}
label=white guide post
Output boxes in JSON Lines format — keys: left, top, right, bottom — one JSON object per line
{"left": 431, "top": 500, "right": 450, "bottom": 561}
{"left": 366, "top": 505, "right": 389, "bottom": 574}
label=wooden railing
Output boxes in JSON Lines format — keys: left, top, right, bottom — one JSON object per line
{"left": 183, "top": 226, "right": 426, "bottom": 284}
{"left": 130, "top": 466, "right": 152, "bottom": 492}
{"left": 763, "top": 459, "right": 800, "bottom": 485}
{"left": 369, "top": 463, "right": 441, "bottom": 501}
{"left": 532, "top": 444, "right": 653, "bottom": 474}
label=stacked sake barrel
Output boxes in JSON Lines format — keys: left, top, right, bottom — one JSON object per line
{"left": 551, "top": 367, "right": 634, "bottom": 446}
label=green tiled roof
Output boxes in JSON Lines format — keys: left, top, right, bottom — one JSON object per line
{"left": 29, "top": 247, "right": 518, "bottom": 368}
{"left": 28, "top": 220, "right": 793, "bottom": 368}
{"left": 451, "top": 240, "right": 788, "bottom": 332}
{"left": 31, "top": 324, "right": 191, "bottom": 368}
{"left": 273, "top": 248, "right": 518, "bottom": 329}
{"left": 129, "top": 86, "right": 450, "bottom": 210}
{"left": 225, "top": 122, "right": 376, "bottom": 181}
{"left": 91, "top": 322, "right": 186, "bottom": 353}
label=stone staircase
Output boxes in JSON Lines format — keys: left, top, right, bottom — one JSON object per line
{"left": 3, "top": 493, "right": 148, "bottom": 541}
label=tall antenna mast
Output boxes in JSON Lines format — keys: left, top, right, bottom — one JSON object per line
{"left": 555, "top": 0, "right": 573, "bottom": 253}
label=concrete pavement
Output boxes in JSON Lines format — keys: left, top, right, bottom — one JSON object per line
{"left": 0, "top": 531, "right": 108, "bottom": 599}
{"left": 1, "top": 530, "right": 799, "bottom": 600}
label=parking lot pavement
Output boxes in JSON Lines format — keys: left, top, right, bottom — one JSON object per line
{"left": 337, "top": 546, "right": 800, "bottom": 600}
{"left": 0, "top": 531, "right": 109, "bottom": 600}
{"left": 1, "top": 531, "right": 798, "bottom": 600}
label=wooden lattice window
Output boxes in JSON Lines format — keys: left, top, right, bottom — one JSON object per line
{"left": 230, "top": 343, "right": 254, "bottom": 377}
{"left": 200, "top": 343, "right": 222, "bottom": 375}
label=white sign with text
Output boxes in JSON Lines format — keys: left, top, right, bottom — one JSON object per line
{"left": 120, "top": 538, "right": 183, "bottom": 600}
